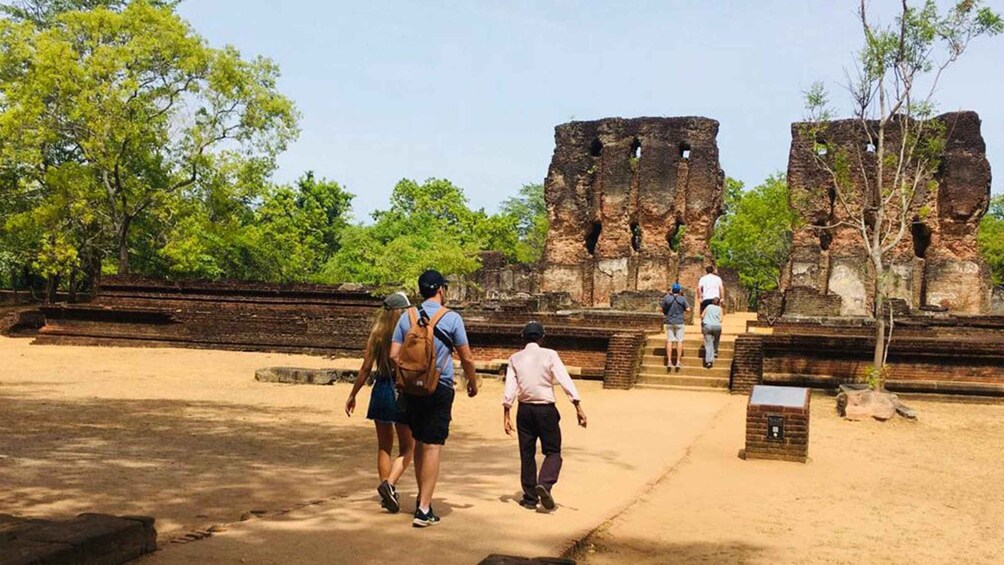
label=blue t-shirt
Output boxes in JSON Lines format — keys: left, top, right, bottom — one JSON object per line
{"left": 392, "top": 300, "right": 469, "bottom": 387}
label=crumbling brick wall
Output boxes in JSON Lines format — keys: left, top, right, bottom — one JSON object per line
{"left": 784, "top": 111, "right": 993, "bottom": 316}
{"left": 540, "top": 117, "right": 725, "bottom": 307}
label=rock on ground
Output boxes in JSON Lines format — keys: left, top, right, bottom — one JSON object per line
{"left": 254, "top": 367, "right": 358, "bottom": 385}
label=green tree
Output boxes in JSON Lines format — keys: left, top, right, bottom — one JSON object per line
{"left": 317, "top": 178, "right": 491, "bottom": 289}
{"left": 498, "top": 183, "right": 547, "bottom": 263}
{"left": 0, "top": 1, "right": 299, "bottom": 280}
{"left": 712, "top": 174, "right": 795, "bottom": 307}
{"left": 804, "top": 0, "right": 1002, "bottom": 387}
{"left": 155, "top": 169, "right": 352, "bottom": 283}
{"left": 979, "top": 194, "right": 1004, "bottom": 285}
{"left": 0, "top": 0, "right": 177, "bottom": 25}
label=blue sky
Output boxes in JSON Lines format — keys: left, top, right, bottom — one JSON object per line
{"left": 177, "top": 1, "right": 1004, "bottom": 221}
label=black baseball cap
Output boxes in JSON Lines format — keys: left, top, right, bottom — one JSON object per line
{"left": 418, "top": 269, "right": 447, "bottom": 296}
{"left": 522, "top": 321, "right": 545, "bottom": 339}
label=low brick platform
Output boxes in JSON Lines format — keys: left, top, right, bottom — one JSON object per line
{"left": 743, "top": 385, "right": 810, "bottom": 463}
{"left": 0, "top": 513, "right": 156, "bottom": 565}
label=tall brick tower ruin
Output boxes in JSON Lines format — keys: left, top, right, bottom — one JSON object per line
{"left": 784, "top": 111, "right": 993, "bottom": 316}
{"left": 540, "top": 117, "right": 725, "bottom": 307}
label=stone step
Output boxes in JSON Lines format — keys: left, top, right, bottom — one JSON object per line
{"left": 642, "top": 354, "right": 732, "bottom": 366}
{"left": 652, "top": 324, "right": 748, "bottom": 333}
{"left": 643, "top": 342, "right": 735, "bottom": 353}
{"left": 635, "top": 374, "right": 730, "bottom": 388}
{"left": 646, "top": 333, "right": 739, "bottom": 343}
{"left": 638, "top": 364, "right": 732, "bottom": 379}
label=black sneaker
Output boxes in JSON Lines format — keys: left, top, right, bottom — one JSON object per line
{"left": 412, "top": 507, "right": 440, "bottom": 528}
{"left": 518, "top": 498, "right": 538, "bottom": 510}
{"left": 378, "top": 481, "right": 400, "bottom": 514}
{"left": 535, "top": 485, "right": 555, "bottom": 511}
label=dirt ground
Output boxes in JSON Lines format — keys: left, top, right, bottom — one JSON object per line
{"left": 2, "top": 336, "right": 1002, "bottom": 564}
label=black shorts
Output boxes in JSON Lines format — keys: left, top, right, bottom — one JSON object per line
{"left": 404, "top": 383, "right": 455, "bottom": 445}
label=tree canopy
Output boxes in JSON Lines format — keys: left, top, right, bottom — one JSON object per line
{"left": 711, "top": 174, "right": 796, "bottom": 308}
{"left": 979, "top": 194, "right": 1004, "bottom": 285}
{"left": 0, "top": 0, "right": 298, "bottom": 292}
{"left": 315, "top": 178, "right": 540, "bottom": 291}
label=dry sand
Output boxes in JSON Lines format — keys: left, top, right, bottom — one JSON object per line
{"left": 2, "top": 335, "right": 1002, "bottom": 564}
{"left": 577, "top": 396, "right": 1004, "bottom": 565}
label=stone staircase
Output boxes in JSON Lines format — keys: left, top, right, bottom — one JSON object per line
{"left": 635, "top": 312, "right": 756, "bottom": 391}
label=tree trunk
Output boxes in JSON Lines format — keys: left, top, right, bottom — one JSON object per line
{"left": 68, "top": 269, "right": 77, "bottom": 303}
{"left": 871, "top": 256, "right": 886, "bottom": 391}
{"left": 117, "top": 216, "right": 132, "bottom": 275}
{"left": 45, "top": 274, "right": 59, "bottom": 304}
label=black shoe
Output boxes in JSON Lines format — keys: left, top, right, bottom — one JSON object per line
{"left": 412, "top": 507, "right": 440, "bottom": 528}
{"left": 378, "top": 481, "right": 400, "bottom": 513}
{"left": 518, "top": 498, "right": 538, "bottom": 510}
{"left": 535, "top": 485, "right": 555, "bottom": 511}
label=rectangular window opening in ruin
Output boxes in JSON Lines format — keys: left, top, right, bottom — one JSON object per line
{"left": 679, "top": 142, "right": 691, "bottom": 160}
{"left": 911, "top": 219, "right": 932, "bottom": 258}
{"left": 814, "top": 222, "right": 833, "bottom": 251}
{"left": 630, "top": 222, "right": 642, "bottom": 252}
{"left": 667, "top": 219, "right": 685, "bottom": 252}
{"left": 814, "top": 137, "right": 828, "bottom": 157}
{"left": 585, "top": 221, "right": 602, "bottom": 255}
{"left": 590, "top": 139, "right": 603, "bottom": 157}
{"left": 631, "top": 139, "right": 641, "bottom": 159}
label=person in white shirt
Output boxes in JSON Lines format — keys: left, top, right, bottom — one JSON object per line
{"left": 503, "top": 322, "right": 587, "bottom": 511}
{"left": 697, "top": 265, "right": 725, "bottom": 314}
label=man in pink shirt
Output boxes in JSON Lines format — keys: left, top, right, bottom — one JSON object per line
{"left": 503, "top": 322, "right": 587, "bottom": 511}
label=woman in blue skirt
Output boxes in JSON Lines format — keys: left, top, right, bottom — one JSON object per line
{"left": 345, "top": 292, "right": 414, "bottom": 513}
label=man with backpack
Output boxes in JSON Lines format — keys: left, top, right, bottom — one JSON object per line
{"left": 660, "top": 283, "right": 691, "bottom": 369}
{"left": 390, "top": 269, "right": 479, "bottom": 528}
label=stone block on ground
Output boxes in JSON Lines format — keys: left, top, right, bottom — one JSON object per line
{"left": 837, "top": 387, "right": 897, "bottom": 421}
{"left": 0, "top": 513, "right": 156, "bottom": 565}
{"left": 254, "top": 367, "right": 358, "bottom": 385}
{"left": 478, "top": 555, "right": 575, "bottom": 565}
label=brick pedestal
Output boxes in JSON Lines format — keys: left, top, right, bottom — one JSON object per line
{"left": 730, "top": 334, "right": 763, "bottom": 394}
{"left": 744, "top": 385, "right": 809, "bottom": 463}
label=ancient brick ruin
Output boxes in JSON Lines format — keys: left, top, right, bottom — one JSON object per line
{"left": 11, "top": 112, "right": 1004, "bottom": 398}
{"left": 540, "top": 117, "right": 725, "bottom": 307}
{"left": 783, "top": 111, "right": 994, "bottom": 316}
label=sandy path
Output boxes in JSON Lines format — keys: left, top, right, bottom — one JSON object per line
{"left": 578, "top": 395, "right": 1004, "bottom": 565}
{"left": 0, "top": 337, "right": 730, "bottom": 563}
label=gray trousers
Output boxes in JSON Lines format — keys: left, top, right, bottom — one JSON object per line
{"left": 702, "top": 325, "right": 721, "bottom": 364}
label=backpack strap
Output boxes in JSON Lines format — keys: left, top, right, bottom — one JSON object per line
{"left": 419, "top": 306, "right": 454, "bottom": 351}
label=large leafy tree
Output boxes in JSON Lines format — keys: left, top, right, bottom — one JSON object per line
{"left": 0, "top": 0, "right": 177, "bottom": 25}
{"left": 711, "top": 174, "right": 796, "bottom": 308}
{"left": 156, "top": 169, "right": 353, "bottom": 283}
{"left": 0, "top": 1, "right": 299, "bottom": 285}
{"left": 804, "top": 0, "right": 1001, "bottom": 387}
{"left": 498, "top": 183, "right": 547, "bottom": 264}
{"left": 979, "top": 194, "right": 1004, "bottom": 285}
{"left": 317, "top": 177, "right": 530, "bottom": 289}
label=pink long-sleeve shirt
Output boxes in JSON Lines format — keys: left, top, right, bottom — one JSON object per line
{"left": 503, "top": 343, "right": 581, "bottom": 408}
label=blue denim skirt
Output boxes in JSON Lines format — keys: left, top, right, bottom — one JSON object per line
{"left": 367, "top": 375, "right": 407, "bottom": 425}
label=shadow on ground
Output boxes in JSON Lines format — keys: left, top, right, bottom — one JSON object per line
{"left": 0, "top": 393, "right": 376, "bottom": 536}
